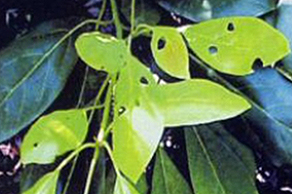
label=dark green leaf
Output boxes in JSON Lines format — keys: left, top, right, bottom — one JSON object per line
{"left": 149, "top": 79, "right": 251, "bottom": 126}
{"left": 23, "top": 171, "right": 60, "bottom": 194}
{"left": 0, "top": 19, "right": 78, "bottom": 142}
{"left": 136, "top": 173, "right": 148, "bottom": 194}
{"left": 276, "top": 1, "right": 292, "bottom": 69}
{"left": 121, "top": 0, "right": 160, "bottom": 26}
{"left": 192, "top": 53, "right": 292, "bottom": 166}
{"left": 226, "top": 69, "right": 292, "bottom": 165}
{"left": 185, "top": 124, "right": 258, "bottom": 194}
{"left": 151, "top": 27, "right": 189, "bottom": 79}
{"left": 151, "top": 148, "right": 193, "bottom": 194}
{"left": 156, "top": 0, "right": 276, "bottom": 22}
{"left": 21, "top": 109, "right": 88, "bottom": 164}
{"left": 183, "top": 17, "right": 290, "bottom": 75}
{"left": 75, "top": 32, "right": 127, "bottom": 74}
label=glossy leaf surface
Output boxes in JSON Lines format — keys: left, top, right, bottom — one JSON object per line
{"left": 183, "top": 17, "right": 290, "bottom": 75}
{"left": 23, "top": 171, "right": 59, "bottom": 194}
{"left": 114, "top": 56, "right": 163, "bottom": 183}
{"left": 185, "top": 124, "right": 258, "bottom": 194}
{"left": 276, "top": 0, "right": 292, "bottom": 69}
{"left": 150, "top": 79, "right": 250, "bottom": 127}
{"left": 114, "top": 176, "right": 140, "bottom": 194}
{"left": 0, "top": 19, "right": 78, "bottom": 142}
{"left": 156, "top": 0, "right": 276, "bottom": 22}
{"left": 225, "top": 69, "right": 292, "bottom": 165}
{"left": 151, "top": 27, "right": 189, "bottom": 79}
{"left": 21, "top": 109, "right": 88, "bottom": 164}
{"left": 151, "top": 148, "right": 193, "bottom": 194}
{"left": 75, "top": 32, "right": 127, "bottom": 74}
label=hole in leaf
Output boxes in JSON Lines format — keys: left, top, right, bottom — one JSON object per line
{"left": 208, "top": 46, "right": 218, "bottom": 55}
{"left": 118, "top": 106, "right": 126, "bottom": 116}
{"left": 140, "top": 77, "right": 149, "bottom": 85}
{"left": 227, "top": 22, "right": 235, "bottom": 31}
{"left": 33, "top": 143, "right": 38, "bottom": 148}
{"left": 157, "top": 38, "right": 166, "bottom": 50}
{"left": 135, "top": 100, "right": 140, "bottom": 106}
{"left": 252, "top": 58, "right": 263, "bottom": 70}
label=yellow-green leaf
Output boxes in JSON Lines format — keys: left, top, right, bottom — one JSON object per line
{"left": 23, "top": 171, "right": 59, "bottom": 194}
{"left": 183, "top": 17, "right": 290, "bottom": 75}
{"left": 21, "top": 109, "right": 88, "bottom": 164}
{"left": 149, "top": 79, "right": 251, "bottom": 126}
{"left": 113, "top": 105, "right": 163, "bottom": 183}
{"left": 113, "top": 56, "right": 163, "bottom": 183}
{"left": 151, "top": 27, "right": 190, "bottom": 79}
{"left": 114, "top": 176, "right": 140, "bottom": 194}
{"left": 75, "top": 32, "right": 127, "bottom": 74}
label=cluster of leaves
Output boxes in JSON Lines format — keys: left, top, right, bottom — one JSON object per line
{"left": 1, "top": 0, "right": 292, "bottom": 193}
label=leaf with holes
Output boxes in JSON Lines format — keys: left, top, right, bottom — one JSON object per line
{"left": 114, "top": 56, "right": 163, "bottom": 183}
{"left": 114, "top": 175, "right": 141, "bottom": 194}
{"left": 183, "top": 17, "right": 290, "bottom": 75}
{"left": 113, "top": 104, "right": 163, "bottom": 183}
{"left": 115, "top": 56, "right": 156, "bottom": 112}
{"left": 21, "top": 109, "right": 88, "bottom": 164}
{"left": 75, "top": 31, "right": 127, "bottom": 74}
{"left": 155, "top": 0, "right": 276, "bottom": 22}
{"left": 23, "top": 171, "right": 59, "bottom": 194}
{"left": 0, "top": 19, "right": 78, "bottom": 143}
{"left": 151, "top": 148, "right": 193, "bottom": 194}
{"left": 151, "top": 27, "right": 189, "bottom": 79}
{"left": 149, "top": 79, "right": 250, "bottom": 127}
{"left": 185, "top": 124, "right": 258, "bottom": 194}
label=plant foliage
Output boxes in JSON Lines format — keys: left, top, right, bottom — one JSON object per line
{"left": 0, "top": 0, "right": 291, "bottom": 194}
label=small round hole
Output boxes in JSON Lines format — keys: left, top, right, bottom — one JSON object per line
{"left": 208, "top": 46, "right": 218, "bottom": 55}
{"left": 118, "top": 107, "right": 126, "bottom": 115}
{"left": 140, "top": 77, "right": 149, "bottom": 85}
{"left": 157, "top": 38, "right": 166, "bottom": 50}
{"left": 33, "top": 143, "right": 38, "bottom": 148}
{"left": 227, "top": 22, "right": 235, "bottom": 31}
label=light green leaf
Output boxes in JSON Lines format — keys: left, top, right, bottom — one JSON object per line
{"left": 114, "top": 56, "right": 163, "bottom": 183}
{"left": 149, "top": 79, "right": 250, "bottom": 127}
{"left": 113, "top": 105, "right": 163, "bottom": 183}
{"left": 183, "top": 17, "right": 290, "bottom": 75}
{"left": 151, "top": 148, "right": 193, "bottom": 194}
{"left": 21, "top": 109, "right": 88, "bottom": 164}
{"left": 115, "top": 56, "right": 156, "bottom": 111}
{"left": 114, "top": 176, "right": 141, "bottom": 194}
{"left": 75, "top": 32, "right": 127, "bottom": 74}
{"left": 23, "top": 171, "right": 59, "bottom": 194}
{"left": 185, "top": 124, "right": 258, "bottom": 194}
{"left": 151, "top": 27, "right": 189, "bottom": 79}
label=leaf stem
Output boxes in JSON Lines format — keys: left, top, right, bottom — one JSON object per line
{"left": 56, "top": 143, "right": 95, "bottom": 171}
{"left": 77, "top": 66, "right": 90, "bottom": 108}
{"left": 103, "top": 141, "right": 121, "bottom": 177}
{"left": 83, "top": 75, "right": 115, "bottom": 194}
{"left": 95, "top": 0, "right": 108, "bottom": 30}
{"left": 110, "top": 0, "right": 123, "bottom": 38}
{"left": 83, "top": 144, "right": 100, "bottom": 194}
